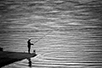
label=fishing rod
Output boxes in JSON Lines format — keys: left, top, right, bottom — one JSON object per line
{"left": 32, "top": 24, "right": 61, "bottom": 44}
{"left": 33, "top": 30, "right": 53, "bottom": 44}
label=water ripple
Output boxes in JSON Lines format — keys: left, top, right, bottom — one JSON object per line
{"left": 1, "top": 0, "right": 102, "bottom": 68}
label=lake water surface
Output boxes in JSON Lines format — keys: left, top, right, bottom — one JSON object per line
{"left": 0, "top": 0, "right": 102, "bottom": 68}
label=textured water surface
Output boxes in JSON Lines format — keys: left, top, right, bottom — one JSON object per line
{"left": 0, "top": 0, "right": 102, "bottom": 68}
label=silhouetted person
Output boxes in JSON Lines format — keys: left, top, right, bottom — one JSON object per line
{"left": 27, "top": 39, "right": 34, "bottom": 53}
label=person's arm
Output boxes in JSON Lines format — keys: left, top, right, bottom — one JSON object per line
{"left": 31, "top": 43, "right": 34, "bottom": 45}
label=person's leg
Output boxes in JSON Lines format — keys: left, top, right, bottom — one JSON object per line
{"left": 28, "top": 47, "right": 30, "bottom": 53}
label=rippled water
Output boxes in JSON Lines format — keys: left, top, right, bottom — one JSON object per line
{"left": 0, "top": 0, "right": 102, "bottom": 68}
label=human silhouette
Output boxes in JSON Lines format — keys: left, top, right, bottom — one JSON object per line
{"left": 27, "top": 39, "right": 34, "bottom": 53}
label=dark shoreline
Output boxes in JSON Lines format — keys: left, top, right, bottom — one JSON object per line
{"left": 0, "top": 51, "right": 37, "bottom": 67}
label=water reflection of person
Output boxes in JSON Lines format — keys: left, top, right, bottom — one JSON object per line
{"left": 28, "top": 58, "right": 32, "bottom": 67}
{"left": 27, "top": 39, "right": 34, "bottom": 53}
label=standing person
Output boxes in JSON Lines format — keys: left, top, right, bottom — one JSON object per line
{"left": 27, "top": 39, "right": 34, "bottom": 53}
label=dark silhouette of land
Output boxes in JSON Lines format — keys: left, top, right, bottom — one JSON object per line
{"left": 0, "top": 47, "right": 3, "bottom": 51}
{"left": 0, "top": 51, "right": 37, "bottom": 67}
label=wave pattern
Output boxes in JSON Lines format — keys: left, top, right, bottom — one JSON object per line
{"left": 1, "top": 0, "right": 102, "bottom": 68}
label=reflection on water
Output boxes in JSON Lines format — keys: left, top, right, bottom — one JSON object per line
{"left": 27, "top": 58, "right": 32, "bottom": 67}
{"left": 1, "top": 0, "right": 102, "bottom": 68}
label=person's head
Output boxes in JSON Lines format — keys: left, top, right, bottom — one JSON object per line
{"left": 28, "top": 39, "right": 31, "bottom": 41}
